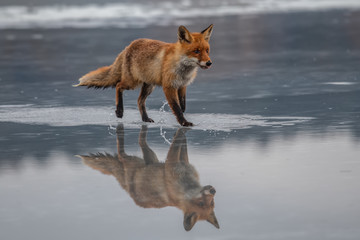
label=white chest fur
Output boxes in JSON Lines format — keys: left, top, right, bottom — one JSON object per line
{"left": 172, "top": 56, "right": 198, "bottom": 88}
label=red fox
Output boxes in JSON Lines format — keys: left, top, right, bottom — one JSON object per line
{"left": 73, "top": 25, "right": 213, "bottom": 126}
{"left": 77, "top": 124, "right": 219, "bottom": 231}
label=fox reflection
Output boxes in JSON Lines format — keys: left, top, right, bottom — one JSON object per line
{"left": 77, "top": 125, "right": 219, "bottom": 231}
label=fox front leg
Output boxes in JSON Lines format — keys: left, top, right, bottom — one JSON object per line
{"left": 163, "top": 86, "right": 193, "bottom": 127}
{"left": 178, "top": 86, "right": 186, "bottom": 113}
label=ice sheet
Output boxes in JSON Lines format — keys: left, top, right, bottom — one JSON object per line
{"left": 0, "top": 105, "right": 313, "bottom": 131}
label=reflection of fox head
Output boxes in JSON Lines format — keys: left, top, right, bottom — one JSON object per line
{"left": 182, "top": 184, "right": 218, "bottom": 231}
{"left": 178, "top": 24, "right": 213, "bottom": 70}
{"left": 78, "top": 125, "right": 219, "bottom": 231}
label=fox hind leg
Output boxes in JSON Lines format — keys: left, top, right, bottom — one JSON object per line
{"left": 138, "top": 83, "right": 155, "bottom": 123}
{"left": 115, "top": 82, "right": 124, "bottom": 118}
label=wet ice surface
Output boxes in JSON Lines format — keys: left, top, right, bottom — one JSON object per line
{"left": 0, "top": 104, "right": 313, "bottom": 131}
{"left": 1, "top": 5, "right": 360, "bottom": 240}
{"left": 1, "top": 124, "right": 360, "bottom": 240}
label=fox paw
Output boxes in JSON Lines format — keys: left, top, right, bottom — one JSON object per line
{"left": 181, "top": 121, "right": 193, "bottom": 127}
{"left": 143, "top": 117, "right": 154, "bottom": 123}
{"left": 115, "top": 110, "right": 123, "bottom": 118}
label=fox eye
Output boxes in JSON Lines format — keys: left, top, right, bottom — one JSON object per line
{"left": 198, "top": 202, "right": 205, "bottom": 207}
{"left": 206, "top": 49, "right": 209, "bottom": 53}
{"left": 194, "top": 49, "right": 200, "bottom": 54}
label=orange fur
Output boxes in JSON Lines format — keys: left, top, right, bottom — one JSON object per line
{"left": 74, "top": 24, "right": 214, "bottom": 126}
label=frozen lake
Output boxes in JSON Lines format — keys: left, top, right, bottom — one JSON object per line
{"left": 1, "top": 1, "right": 360, "bottom": 239}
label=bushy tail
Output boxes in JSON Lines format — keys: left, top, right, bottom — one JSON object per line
{"left": 73, "top": 65, "right": 118, "bottom": 89}
{"left": 76, "top": 153, "right": 119, "bottom": 175}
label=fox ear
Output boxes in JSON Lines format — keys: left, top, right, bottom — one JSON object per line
{"left": 201, "top": 24, "right": 214, "bottom": 41}
{"left": 178, "top": 25, "right": 193, "bottom": 43}
{"left": 183, "top": 212, "right": 198, "bottom": 231}
{"left": 207, "top": 211, "right": 220, "bottom": 229}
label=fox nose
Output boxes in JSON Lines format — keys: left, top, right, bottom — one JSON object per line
{"left": 206, "top": 61, "right": 212, "bottom": 67}
{"left": 203, "top": 185, "right": 216, "bottom": 195}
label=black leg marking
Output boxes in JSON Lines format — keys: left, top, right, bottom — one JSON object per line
{"left": 179, "top": 95, "right": 186, "bottom": 113}
{"left": 164, "top": 87, "right": 193, "bottom": 127}
{"left": 138, "top": 83, "right": 155, "bottom": 123}
{"left": 178, "top": 87, "right": 186, "bottom": 113}
{"left": 115, "top": 90, "right": 124, "bottom": 118}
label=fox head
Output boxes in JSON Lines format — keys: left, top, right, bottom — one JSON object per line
{"left": 182, "top": 185, "right": 219, "bottom": 231}
{"left": 177, "top": 24, "right": 214, "bottom": 70}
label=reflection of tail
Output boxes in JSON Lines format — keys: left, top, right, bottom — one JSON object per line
{"left": 76, "top": 153, "right": 119, "bottom": 175}
{"left": 73, "top": 66, "right": 117, "bottom": 89}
